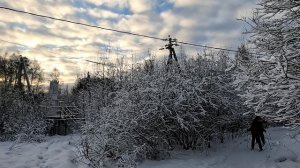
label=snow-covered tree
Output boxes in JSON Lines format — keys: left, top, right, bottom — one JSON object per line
{"left": 238, "top": 0, "right": 300, "bottom": 126}
{"left": 0, "top": 54, "right": 47, "bottom": 141}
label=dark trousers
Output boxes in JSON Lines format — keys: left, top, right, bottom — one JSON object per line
{"left": 260, "top": 133, "right": 265, "bottom": 145}
{"left": 251, "top": 134, "right": 263, "bottom": 150}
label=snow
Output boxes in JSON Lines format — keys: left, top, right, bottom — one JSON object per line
{"left": 0, "top": 127, "right": 299, "bottom": 168}
{"left": 0, "top": 135, "right": 88, "bottom": 168}
{"left": 139, "top": 127, "right": 300, "bottom": 168}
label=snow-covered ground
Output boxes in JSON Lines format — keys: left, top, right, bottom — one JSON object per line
{"left": 0, "top": 134, "right": 88, "bottom": 168}
{"left": 139, "top": 127, "right": 300, "bottom": 168}
{"left": 0, "top": 127, "right": 299, "bottom": 168}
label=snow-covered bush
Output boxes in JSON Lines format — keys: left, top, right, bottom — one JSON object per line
{"left": 0, "top": 88, "right": 47, "bottom": 142}
{"left": 77, "top": 53, "right": 247, "bottom": 167}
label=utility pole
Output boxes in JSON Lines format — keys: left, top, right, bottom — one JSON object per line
{"left": 22, "top": 57, "right": 31, "bottom": 92}
{"left": 15, "top": 56, "right": 31, "bottom": 92}
{"left": 160, "top": 35, "right": 180, "bottom": 71}
{"left": 131, "top": 51, "right": 134, "bottom": 82}
{"left": 166, "top": 35, "right": 179, "bottom": 64}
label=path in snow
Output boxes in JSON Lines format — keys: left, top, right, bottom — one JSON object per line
{"left": 0, "top": 135, "right": 87, "bottom": 168}
{"left": 139, "top": 127, "right": 300, "bottom": 168}
{"left": 0, "top": 127, "right": 299, "bottom": 168}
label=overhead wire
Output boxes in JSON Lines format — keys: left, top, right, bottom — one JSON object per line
{"left": 0, "top": 39, "right": 91, "bottom": 80}
{"left": 178, "top": 41, "right": 238, "bottom": 53}
{"left": 0, "top": 38, "right": 84, "bottom": 60}
{"left": 0, "top": 38, "right": 28, "bottom": 48}
{"left": 0, "top": 38, "right": 150, "bottom": 73}
{"left": 0, "top": 6, "right": 165, "bottom": 41}
{"left": 0, "top": 6, "right": 262, "bottom": 55}
{"left": 0, "top": 38, "right": 146, "bottom": 60}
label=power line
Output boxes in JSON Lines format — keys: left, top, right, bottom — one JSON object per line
{"left": 178, "top": 41, "right": 238, "bottom": 53}
{"left": 0, "top": 38, "right": 145, "bottom": 58}
{"left": 0, "top": 38, "right": 83, "bottom": 60}
{"left": 0, "top": 39, "right": 28, "bottom": 48}
{"left": 85, "top": 60, "right": 115, "bottom": 67}
{"left": 0, "top": 6, "right": 261, "bottom": 55}
{"left": 0, "top": 6, "right": 165, "bottom": 41}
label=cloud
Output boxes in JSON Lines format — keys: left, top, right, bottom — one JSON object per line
{"left": 86, "top": 0, "right": 129, "bottom": 8}
{"left": 160, "top": 0, "right": 257, "bottom": 46}
{"left": 1, "top": 0, "right": 75, "bottom": 18}
{"left": 0, "top": 0, "right": 258, "bottom": 84}
{"left": 169, "top": 0, "right": 217, "bottom": 7}
{"left": 86, "top": 8, "right": 120, "bottom": 19}
{"left": 128, "top": 0, "right": 153, "bottom": 13}
{"left": 85, "top": 0, "right": 153, "bottom": 14}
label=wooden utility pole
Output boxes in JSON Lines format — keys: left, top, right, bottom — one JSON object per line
{"left": 22, "top": 57, "right": 31, "bottom": 92}
{"left": 16, "top": 56, "right": 31, "bottom": 92}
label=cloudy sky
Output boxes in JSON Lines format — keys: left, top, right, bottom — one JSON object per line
{"left": 0, "top": 0, "right": 258, "bottom": 84}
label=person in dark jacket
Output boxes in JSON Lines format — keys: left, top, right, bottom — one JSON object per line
{"left": 248, "top": 116, "right": 266, "bottom": 151}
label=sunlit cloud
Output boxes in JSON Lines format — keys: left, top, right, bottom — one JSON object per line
{"left": 0, "top": 0, "right": 258, "bottom": 84}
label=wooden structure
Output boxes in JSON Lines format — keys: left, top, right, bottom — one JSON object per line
{"left": 41, "top": 80, "right": 84, "bottom": 135}
{"left": 42, "top": 100, "right": 83, "bottom": 135}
